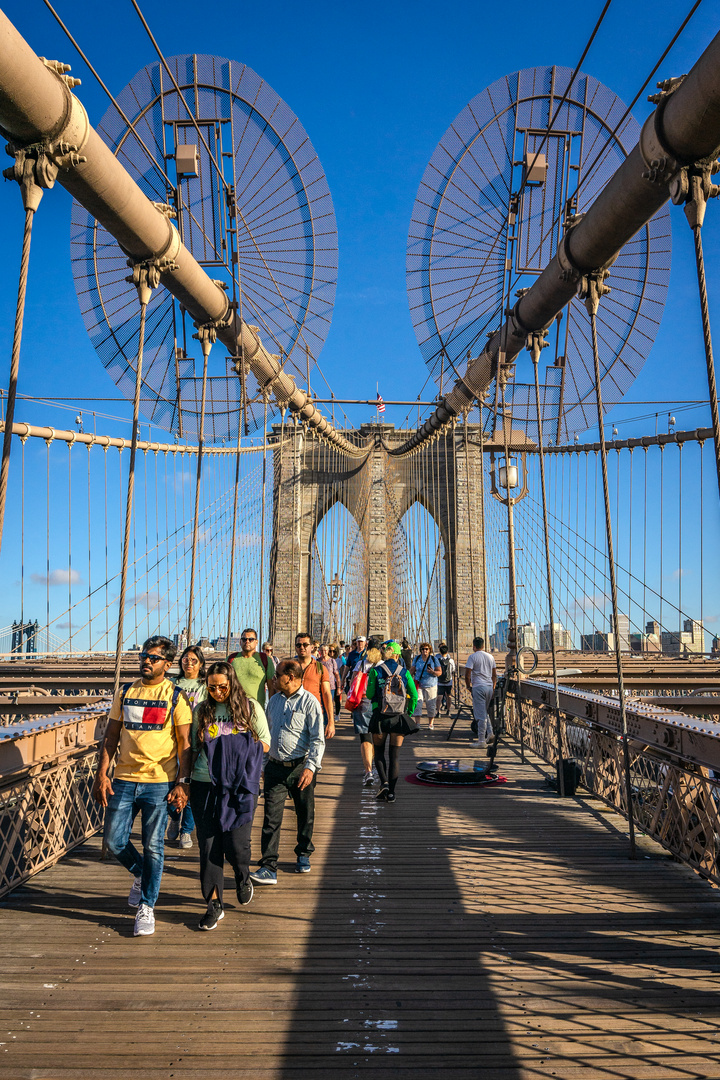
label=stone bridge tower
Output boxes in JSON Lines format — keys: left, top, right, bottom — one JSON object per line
{"left": 268, "top": 422, "right": 527, "bottom": 658}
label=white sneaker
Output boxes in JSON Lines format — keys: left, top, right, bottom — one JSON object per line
{"left": 128, "top": 875, "right": 142, "bottom": 907}
{"left": 134, "top": 903, "right": 155, "bottom": 936}
{"left": 363, "top": 771, "right": 374, "bottom": 786}
{"left": 179, "top": 832, "right": 193, "bottom": 849}
{"left": 477, "top": 740, "right": 487, "bottom": 749}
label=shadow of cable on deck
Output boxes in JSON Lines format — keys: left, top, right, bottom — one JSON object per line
{"left": 275, "top": 727, "right": 720, "bottom": 1078}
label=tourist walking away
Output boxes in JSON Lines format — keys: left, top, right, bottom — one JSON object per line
{"left": 295, "top": 632, "right": 335, "bottom": 738}
{"left": 400, "top": 637, "right": 413, "bottom": 671}
{"left": 367, "top": 641, "right": 418, "bottom": 802}
{"left": 465, "top": 637, "right": 497, "bottom": 748}
{"left": 167, "top": 644, "right": 208, "bottom": 848}
{"left": 437, "top": 643, "right": 456, "bottom": 715}
{"left": 347, "top": 639, "right": 380, "bottom": 785}
{"left": 250, "top": 659, "right": 325, "bottom": 884}
{"left": 189, "top": 661, "right": 270, "bottom": 931}
{"left": 92, "top": 637, "right": 193, "bottom": 937}
{"left": 411, "top": 642, "right": 442, "bottom": 729}
{"left": 229, "top": 628, "right": 275, "bottom": 707}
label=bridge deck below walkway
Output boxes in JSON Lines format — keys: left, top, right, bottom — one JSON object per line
{"left": 2, "top": 713, "right": 720, "bottom": 1079}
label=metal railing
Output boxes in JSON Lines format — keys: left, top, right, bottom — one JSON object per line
{"left": 505, "top": 681, "right": 720, "bottom": 885}
{"left": 0, "top": 709, "right": 108, "bottom": 898}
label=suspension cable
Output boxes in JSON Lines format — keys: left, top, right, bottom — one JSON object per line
{"left": 584, "top": 274, "right": 636, "bottom": 857}
{"left": 113, "top": 294, "right": 149, "bottom": 695}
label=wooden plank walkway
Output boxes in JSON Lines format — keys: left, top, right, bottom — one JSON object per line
{"left": 2, "top": 711, "right": 720, "bottom": 1078}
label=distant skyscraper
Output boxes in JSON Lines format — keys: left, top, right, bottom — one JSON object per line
{"left": 661, "top": 618, "right": 704, "bottom": 657}
{"left": 611, "top": 611, "right": 630, "bottom": 652}
{"left": 540, "top": 622, "right": 573, "bottom": 651}
{"left": 517, "top": 622, "right": 538, "bottom": 650}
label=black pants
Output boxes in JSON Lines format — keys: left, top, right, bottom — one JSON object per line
{"left": 190, "top": 781, "right": 253, "bottom": 904}
{"left": 259, "top": 759, "right": 315, "bottom": 870}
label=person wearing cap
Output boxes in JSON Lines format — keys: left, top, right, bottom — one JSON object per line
{"left": 343, "top": 637, "right": 365, "bottom": 692}
{"left": 437, "top": 643, "right": 456, "bottom": 715}
{"left": 347, "top": 636, "right": 378, "bottom": 785}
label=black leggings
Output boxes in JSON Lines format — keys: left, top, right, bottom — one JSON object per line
{"left": 372, "top": 733, "right": 404, "bottom": 794}
{"left": 190, "top": 781, "right": 253, "bottom": 904}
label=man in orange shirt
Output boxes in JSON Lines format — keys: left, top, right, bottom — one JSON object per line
{"left": 294, "top": 632, "right": 335, "bottom": 739}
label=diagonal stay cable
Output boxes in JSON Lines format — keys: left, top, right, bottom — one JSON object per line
{"left": 43, "top": 0, "right": 171, "bottom": 189}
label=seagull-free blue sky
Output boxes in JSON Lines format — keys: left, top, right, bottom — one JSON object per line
{"left": 1, "top": 0, "right": 719, "bottom": 438}
{"left": 0, "top": 0, "right": 718, "bottom": 649}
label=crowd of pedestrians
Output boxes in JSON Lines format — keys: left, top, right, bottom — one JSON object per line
{"left": 93, "top": 629, "right": 497, "bottom": 937}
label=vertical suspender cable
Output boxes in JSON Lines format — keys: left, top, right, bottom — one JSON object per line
{"left": 690, "top": 220, "right": 720, "bottom": 502}
{"left": 585, "top": 278, "right": 636, "bottom": 858}
{"left": 259, "top": 396, "right": 268, "bottom": 643}
{"left": 529, "top": 339, "right": 565, "bottom": 794}
{"left": 224, "top": 422, "right": 243, "bottom": 656}
{"left": 0, "top": 204, "right": 35, "bottom": 553}
{"left": 186, "top": 330, "right": 212, "bottom": 642}
{"left": 113, "top": 296, "right": 149, "bottom": 696}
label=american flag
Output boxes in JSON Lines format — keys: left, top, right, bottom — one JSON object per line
{"left": 376, "top": 392, "right": 385, "bottom": 414}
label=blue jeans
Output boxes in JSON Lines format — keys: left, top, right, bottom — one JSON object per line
{"left": 168, "top": 802, "right": 196, "bottom": 833}
{"left": 104, "top": 779, "right": 171, "bottom": 908}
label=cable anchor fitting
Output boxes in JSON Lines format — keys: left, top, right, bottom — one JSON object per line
{"left": 193, "top": 323, "right": 217, "bottom": 360}
{"left": 3, "top": 143, "right": 67, "bottom": 212}
{"left": 669, "top": 159, "right": 720, "bottom": 230}
{"left": 126, "top": 257, "right": 178, "bottom": 306}
{"left": 577, "top": 269, "right": 612, "bottom": 317}
{"left": 526, "top": 327, "right": 550, "bottom": 366}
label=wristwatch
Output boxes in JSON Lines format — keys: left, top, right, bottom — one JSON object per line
{"left": 176, "top": 776, "right": 192, "bottom": 785}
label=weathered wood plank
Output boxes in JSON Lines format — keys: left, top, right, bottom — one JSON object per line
{"left": 1, "top": 715, "right": 720, "bottom": 1077}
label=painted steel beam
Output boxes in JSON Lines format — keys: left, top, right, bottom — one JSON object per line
{"left": 394, "top": 31, "right": 720, "bottom": 454}
{"left": 516, "top": 678, "right": 720, "bottom": 772}
{"left": 0, "top": 12, "right": 362, "bottom": 455}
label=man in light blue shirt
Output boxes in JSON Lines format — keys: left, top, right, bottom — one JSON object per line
{"left": 250, "top": 659, "right": 325, "bottom": 884}
{"left": 411, "top": 642, "right": 442, "bottom": 729}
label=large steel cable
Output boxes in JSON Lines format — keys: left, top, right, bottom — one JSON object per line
{"left": 585, "top": 279, "right": 637, "bottom": 857}
{"left": 0, "top": 206, "right": 34, "bottom": 553}
{"left": 113, "top": 294, "right": 149, "bottom": 695}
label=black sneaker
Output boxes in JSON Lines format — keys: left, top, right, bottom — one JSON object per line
{"left": 198, "top": 899, "right": 224, "bottom": 931}
{"left": 237, "top": 879, "right": 254, "bottom": 906}
{"left": 386, "top": 792, "right": 396, "bottom": 803}
{"left": 376, "top": 785, "right": 389, "bottom": 801}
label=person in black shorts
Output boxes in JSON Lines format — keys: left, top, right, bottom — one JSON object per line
{"left": 436, "top": 643, "right": 455, "bottom": 715}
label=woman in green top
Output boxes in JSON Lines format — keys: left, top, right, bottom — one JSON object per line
{"left": 167, "top": 645, "right": 208, "bottom": 847}
{"left": 189, "top": 661, "right": 271, "bottom": 931}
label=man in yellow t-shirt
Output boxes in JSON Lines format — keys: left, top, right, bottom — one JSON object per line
{"left": 92, "top": 636, "right": 192, "bottom": 937}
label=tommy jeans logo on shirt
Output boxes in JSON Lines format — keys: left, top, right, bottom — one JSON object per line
{"left": 123, "top": 700, "right": 169, "bottom": 730}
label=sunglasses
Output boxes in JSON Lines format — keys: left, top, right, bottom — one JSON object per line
{"left": 208, "top": 683, "right": 230, "bottom": 694}
{"left": 240, "top": 635, "right": 256, "bottom": 641}
{"left": 139, "top": 652, "right": 165, "bottom": 663}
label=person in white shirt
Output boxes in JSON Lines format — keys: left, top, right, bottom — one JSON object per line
{"left": 464, "top": 637, "right": 497, "bottom": 748}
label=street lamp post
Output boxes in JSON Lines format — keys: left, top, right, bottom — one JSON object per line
{"left": 490, "top": 451, "right": 528, "bottom": 673}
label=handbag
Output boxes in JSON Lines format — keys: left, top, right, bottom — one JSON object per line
{"left": 346, "top": 670, "right": 368, "bottom": 710}
{"left": 372, "top": 710, "right": 420, "bottom": 736}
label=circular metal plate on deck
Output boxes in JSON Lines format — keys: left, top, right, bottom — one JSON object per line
{"left": 416, "top": 758, "right": 499, "bottom": 785}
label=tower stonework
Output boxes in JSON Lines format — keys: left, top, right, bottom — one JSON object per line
{"left": 269, "top": 422, "right": 497, "bottom": 659}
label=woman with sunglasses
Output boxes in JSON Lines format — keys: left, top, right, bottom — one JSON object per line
{"left": 188, "top": 661, "right": 270, "bottom": 931}
{"left": 167, "top": 645, "right": 208, "bottom": 848}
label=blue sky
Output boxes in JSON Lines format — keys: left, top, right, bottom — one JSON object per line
{"left": 1, "top": 0, "right": 719, "bottom": 436}
{"left": 0, "top": 0, "right": 718, "bottom": 647}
